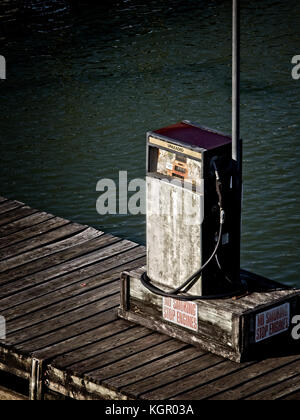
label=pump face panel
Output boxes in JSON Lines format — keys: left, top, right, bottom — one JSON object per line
{"left": 156, "top": 149, "right": 202, "bottom": 187}
{"left": 146, "top": 121, "right": 235, "bottom": 296}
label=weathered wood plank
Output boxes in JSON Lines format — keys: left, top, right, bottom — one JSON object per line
{"left": 30, "top": 320, "right": 138, "bottom": 359}
{"left": 0, "top": 384, "right": 27, "bottom": 400}
{"left": 0, "top": 233, "right": 117, "bottom": 285}
{"left": 24, "top": 311, "right": 122, "bottom": 354}
{"left": 1, "top": 256, "right": 145, "bottom": 323}
{"left": 146, "top": 362, "right": 253, "bottom": 400}
{"left": 0, "top": 201, "right": 24, "bottom": 215}
{"left": 172, "top": 354, "right": 300, "bottom": 400}
{"left": 105, "top": 346, "right": 203, "bottom": 392}
{"left": 85, "top": 340, "right": 186, "bottom": 382}
{"left": 0, "top": 226, "right": 101, "bottom": 271}
{"left": 122, "top": 353, "right": 223, "bottom": 399}
{"left": 281, "top": 389, "right": 300, "bottom": 400}
{"left": 0, "top": 198, "right": 8, "bottom": 204}
{"left": 0, "top": 345, "right": 32, "bottom": 380}
{"left": 0, "top": 239, "right": 139, "bottom": 300}
{"left": 0, "top": 217, "right": 69, "bottom": 250}
{"left": 241, "top": 291, "right": 296, "bottom": 307}
{"left": 7, "top": 295, "right": 120, "bottom": 347}
{"left": 211, "top": 359, "right": 300, "bottom": 400}
{"left": 0, "top": 221, "right": 86, "bottom": 261}
{"left": 0, "top": 212, "right": 55, "bottom": 237}
{"left": 46, "top": 365, "right": 128, "bottom": 400}
{"left": 70, "top": 334, "right": 173, "bottom": 376}
{"left": 53, "top": 325, "right": 152, "bottom": 369}
{"left": 246, "top": 374, "right": 300, "bottom": 400}
{"left": 5, "top": 281, "right": 120, "bottom": 335}
{"left": 0, "top": 207, "right": 39, "bottom": 228}
{"left": 0, "top": 251, "right": 145, "bottom": 312}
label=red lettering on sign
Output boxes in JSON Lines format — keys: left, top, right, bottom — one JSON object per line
{"left": 163, "top": 298, "right": 198, "bottom": 332}
{"left": 255, "top": 303, "right": 290, "bottom": 343}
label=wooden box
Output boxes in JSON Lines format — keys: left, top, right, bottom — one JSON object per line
{"left": 118, "top": 267, "right": 300, "bottom": 363}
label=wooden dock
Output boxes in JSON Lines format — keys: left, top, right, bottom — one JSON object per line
{"left": 0, "top": 196, "right": 299, "bottom": 400}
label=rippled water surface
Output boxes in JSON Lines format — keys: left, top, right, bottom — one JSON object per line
{"left": 0, "top": 0, "right": 299, "bottom": 286}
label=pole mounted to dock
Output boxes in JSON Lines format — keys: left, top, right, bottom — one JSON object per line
{"left": 232, "top": 0, "right": 242, "bottom": 285}
{"left": 232, "top": 0, "right": 240, "bottom": 163}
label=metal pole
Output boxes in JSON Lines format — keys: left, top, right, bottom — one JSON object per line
{"left": 232, "top": 0, "right": 240, "bottom": 163}
{"left": 232, "top": 0, "right": 242, "bottom": 285}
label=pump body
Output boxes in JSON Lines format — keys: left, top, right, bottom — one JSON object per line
{"left": 146, "top": 121, "right": 236, "bottom": 296}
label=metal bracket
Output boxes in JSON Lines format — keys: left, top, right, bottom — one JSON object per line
{"left": 29, "top": 358, "right": 44, "bottom": 400}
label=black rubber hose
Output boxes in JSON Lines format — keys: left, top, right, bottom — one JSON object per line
{"left": 140, "top": 208, "right": 246, "bottom": 301}
{"left": 140, "top": 271, "right": 245, "bottom": 301}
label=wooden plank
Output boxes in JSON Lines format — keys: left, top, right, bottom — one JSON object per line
{"left": 172, "top": 354, "right": 300, "bottom": 400}
{"left": 52, "top": 326, "right": 152, "bottom": 369}
{"left": 44, "top": 340, "right": 190, "bottom": 400}
{"left": 5, "top": 280, "right": 120, "bottom": 335}
{"left": 241, "top": 291, "right": 296, "bottom": 307}
{"left": 143, "top": 360, "right": 250, "bottom": 400}
{"left": 0, "top": 207, "right": 39, "bottom": 228}
{"left": 0, "top": 239, "right": 138, "bottom": 299}
{"left": 0, "top": 217, "right": 70, "bottom": 250}
{"left": 0, "top": 201, "right": 24, "bottom": 215}
{"left": 69, "top": 334, "right": 173, "bottom": 376}
{"left": 7, "top": 295, "right": 120, "bottom": 347}
{"left": 0, "top": 221, "right": 85, "bottom": 261}
{"left": 46, "top": 365, "right": 128, "bottom": 400}
{"left": 281, "top": 389, "right": 300, "bottom": 400}
{"left": 1, "top": 255, "right": 144, "bottom": 322}
{"left": 27, "top": 319, "right": 137, "bottom": 356}
{"left": 211, "top": 359, "right": 300, "bottom": 400}
{"left": 0, "top": 251, "right": 145, "bottom": 312}
{"left": 0, "top": 226, "right": 101, "bottom": 272}
{"left": 86, "top": 339, "right": 193, "bottom": 382}
{"left": 0, "top": 212, "right": 55, "bottom": 237}
{"left": 24, "top": 310, "right": 121, "bottom": 354}
{"left": 0, "top": 232, "right": 117, "bottom": 285}
{"left": 121, "top": 353, "right": 223, "bottom": 399}
{"left": 0, "top": 384, "right": 27, "bottom": 400}
{"left": 0, "top": 198, "right": 8, "bottom": 204}
{"left": 105, "top": 346, "right": 203, "bottom": 392}
{"left": 0, "top": 345, "right": 32, "bottom": 380}
{"left": 246, "top": 374, "right": 300, "bottom": 400}
{"left": 13, "top": 257, "right": 143, "bottom": 355}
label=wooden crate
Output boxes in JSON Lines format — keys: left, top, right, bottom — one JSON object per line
{"left": 119, "top": 267, "right": 300, "bottom": 363}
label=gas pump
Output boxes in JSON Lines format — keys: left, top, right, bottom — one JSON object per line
{"left": 143, "top": 120, "right": 244, "bottom": 300}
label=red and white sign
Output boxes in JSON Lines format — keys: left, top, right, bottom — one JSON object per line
{"left": 255, "top": 303, "right": 290, "bottom": 343}
{"left": 163, "top": 298, "right": 198, "bottom": 332}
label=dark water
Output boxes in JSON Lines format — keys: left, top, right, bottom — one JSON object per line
{"left": 0, "top": 0, "right": 299, "bottom": 286}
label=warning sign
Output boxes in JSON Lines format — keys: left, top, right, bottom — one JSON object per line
{"left": 255, "top": 303, "right": 290, "bottom": 343}
{"left": 163, "top": 298, "right": 198, "bottom": 332}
